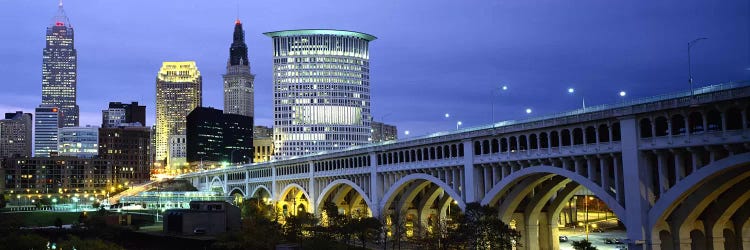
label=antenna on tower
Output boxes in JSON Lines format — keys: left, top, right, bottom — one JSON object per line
{"left": 236, "top": 0, "right": 240, "bottom": 22}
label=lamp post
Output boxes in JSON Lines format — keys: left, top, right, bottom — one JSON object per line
{"left": 568, "top": 87, "right": 586, "bottom": 110}
{"left": 619, "top": 91, "right": 627, "bottom": 103}
{"left": 688, "top": 38, "right": 708, "bottom": 97}
{"left": 456, "top": 121, "right": 462, "bottom": 130}
{"left": 525, "top": 108, "right": 532, "bottom": 114}
{"left": 490, "top": 85, "right": 509, "bottom": 124}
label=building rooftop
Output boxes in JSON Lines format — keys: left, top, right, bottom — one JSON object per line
{"left": 264, "top": 29, "right": 377, "bottom": 41}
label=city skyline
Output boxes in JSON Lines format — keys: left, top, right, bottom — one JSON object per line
{"left": 0, "top": 0, "right": 748, "bottom": 137}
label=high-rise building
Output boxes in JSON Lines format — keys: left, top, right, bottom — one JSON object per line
{"left": 98, "top": 125, "right": 151, "bottom": 185}
{"left": 264, "top": 30, "right": 376, "bottom": 159}
{"left": 186, "top": 107, "right": 253, "bottom": 167}
{"left": 41, "top": 1, "right": 78, "bottom": 127}
{"left": 252, "top": 125, "right": 273, "bottom": 163}
{"left": 58, "top": 126, "right": 98, "bottom": 158}
{"left": 155, "top": 61, "right": 202, "bottom": 170}
{"left": 223, "top": 19, "right": 255, "bottom": 117}
{"left": 34, "top": 105, "right": 62, "bottom": 157}
{"left": 0, "top": 112, "right": 33, "bottom": 158}
{"left": 102, "top": 102, "right": 146, "bottom": 128}
{"left": 371, "top": 121, "right": 398, "bottom": 143}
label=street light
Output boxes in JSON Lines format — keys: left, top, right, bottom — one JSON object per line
{"left": 619, "top": 91, "right": 627, "bottom": 103}
{"left": 525, "top": 108, "right": 532, "bottom": 114}
{"left": 444, "top": 113, "right": 450, "bottom": 118}
{"left": 490, "top": 85, "right": 509, "bottom": 124}
{"left": 568, "top": 87, "right": 585, "bottom": 109}
{"left": 404, "top": 130, "right": 410, "bottom": 136}
{"left": 456, "top": 121, "right": 462, "bottom": 130}
{"left": 688, "top": 38, "right": 708, "bottom": 97}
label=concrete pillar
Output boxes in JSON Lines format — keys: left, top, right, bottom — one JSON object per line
{"left": 620, "top": 117, "right": 649, "bottom": 250}
{"left": 612, "top": 154, "right": 623, "bottom": 203}
{"left": 483, "top": 165, "right": 492, "bottom": 195}
{"left": 673, "top": 150, "right": 685, "bottom": 180}
{"left": 271, "top": 166, "right": 277, "bottom": 201}
{"left": 600, "top": 156, "right": 611, "bottom": 192}
{"left": 308, "top": 162, "right": 316, "bottom": 213}
{"left": 223, "top": 173, "right": 228, "bottom": 195}
{"left": 369, "top": 153, "right": 381, "bottom": 217}
{"left": 657, "top": 151, "right": 669, "bottom": 193}
{"left": 539, "top": 213, "right": 551, "bottom": 250}
{"left": 526, "top": 223, "right": 540, "bottom": 250}
{"left": 677, "top": 238, "right": 692, "bottom": 250}
{"left": 586, "top": 156, "right": 597, "bottom": 182}
{"left": 574, "top": 158, "right": 583, "bottom": 176}
{"left": 245, "top": 170, "right": 250, "bottom": 198}
{"left": 463, "top": 140, "right": 477, "bottom": 202}
{"left": 711, "top": 237, "right": 725, "bottom": 250}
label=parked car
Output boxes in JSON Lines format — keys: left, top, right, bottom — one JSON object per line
{"left": 559, "top": 236, "right": 569, "bottom": 242}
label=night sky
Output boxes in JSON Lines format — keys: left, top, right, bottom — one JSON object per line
{"left": 1, "top": 0, "right": 748, "bottom": 137}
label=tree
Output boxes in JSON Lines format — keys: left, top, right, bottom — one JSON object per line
{"left": 454, "top": 202, "right": 521, "bottom": 250}
{"left": 0, "top": 195, "right": 6, "bottom": 209}
{"left": 572, "top": 239, "right": 598, "bottom": 250}
{"left": 354, "top": 217, "right": 382, "bottom": 248}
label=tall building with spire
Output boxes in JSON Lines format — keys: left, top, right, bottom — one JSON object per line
{"left": 223, "top": 19, "right": 255, "bottom": 118}
{"left": 42, "top": 0, "right": 78, "bottom": 127}
{"left": 155, "top": 62, "right": 202, "bottom": 172}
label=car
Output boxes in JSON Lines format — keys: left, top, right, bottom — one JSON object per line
{"left": 193, "top": 228, "right": 206, "bottom": 235}
{"left": 605, "top": 238, "right": 615, "bottom": 244}
{"left": 559, "top": 236, "right": 568, "bottom": 242}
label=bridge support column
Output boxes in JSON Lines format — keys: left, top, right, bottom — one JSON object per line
{"left": 271, "top": 167, "right": 277, "bottom": 201}
{"left": 711, "top": 237, "right": 725, "bottom": 250}
{"left": 308, "top": 162, "right": 315, "bottom": 214}
{"left": 462, "top": 140, "right": 478, "bottom": 202}
{"left": 370, "top": 153, "right": 381, "bottom": 218}
{"left": 620, "top": 117, "right": 648, "bottom": 250}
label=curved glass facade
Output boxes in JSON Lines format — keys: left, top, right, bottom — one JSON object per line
{"left": 264, "top": 30, "right": 376, "bottom": 159}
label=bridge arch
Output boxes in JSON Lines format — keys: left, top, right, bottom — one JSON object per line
{"left": 480, "top": 165, "right": 626, "bottom": 221}
{"left": 315, "top": 179, "right": 373, "bottom": 216}
{"left": 277, "top": 183, "right": 312, "bottom": 215}
{"left": 381, "top": 173, "right": 466, "bottom": 212}
{"left": 647, "top": 152, "right": 750, "bottom": 249}
{"left": 249, "top": 185, "right": 272, "bottom": 199}
{"left": 228, "top": 187, "right": 245, "bottom": 197}
{"left": 209, "top": 176, "right": 224, "bottom": 193}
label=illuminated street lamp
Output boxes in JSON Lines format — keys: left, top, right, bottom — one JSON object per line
{"left": 568, "top": 87, "right": 586, "bottom": 109}
{"left": 404, "top": 130, "right": 410, "bottom": 136}
{"left": 491, "top": 85, "right": 509, "bottom": 124}
{"left": 525, "top": 108, "right": 532, "bottom": 114}
{"left": 456, "top": 121, "right": 462, "bottom": 130}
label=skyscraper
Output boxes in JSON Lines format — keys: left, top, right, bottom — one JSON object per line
{"left": 264, "top": 30, "right": 376, "bottom": 159}
{"left": 223, "top": 19, "right": 255, "bottom": 117}
{"left": 57, "top": 126, "right": 99, "bottom": 158}
{"left": 155, "top": 62, "right": 202, "bottom": 170}
{"left": 34, "top": 105, "right": 62, "bottom": 157}
{"left": 102, "top": 101, "right": 146, "bottom": 128}
{"left": 42, "top": 1, "right": 78, "bottom": 127}
{"left": 186, "top": 107, "right": 253, "bottom": 167}
{"left": 0, "top": 112, "right": 33, "bottom": 158}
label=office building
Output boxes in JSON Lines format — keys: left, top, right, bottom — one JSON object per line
{"left": 223, "top": 19, "right": 255, "bottom": 117}
{"left": 186, "top": 107, "right": 253, "bottom": 168}
{"left": 102, "top": 102, "right": 146, "bottom": 128}
{"left": 0, "top": 112, "right": 33, "bottom": 158}
{"left": 253, "top": 137, "right": 273, "bottom": 163}
{"left": 155, "top": 61, "right": 202, "bottom": 171}
{"left": 371, "top": 121, "right": 398, "bottom": 142}
{"left": 2, "top": 157, "right": 109, "bottom": 197}
{"left": 34, "top": 105, "right": 62, "bottom": 157}
{"left": 98, "top": 125, "right": 151, "bottom": 185}
{"left": 264, "top": 29, "right": 376, "bottom": 159}
{"left": 42, "top": 1, "right": 78, "bottom": 127}
{"left": 58, "top": 126, "right": 98, "bottom": 158}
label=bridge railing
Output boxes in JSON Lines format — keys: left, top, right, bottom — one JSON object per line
{"left": 178, "top": 81, "right": 749, "bottom": 178}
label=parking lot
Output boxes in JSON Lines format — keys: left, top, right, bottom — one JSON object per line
{"left": 558, "top": 228, "right": 628, "bottom": 250}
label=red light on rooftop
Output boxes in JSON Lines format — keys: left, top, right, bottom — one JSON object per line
{"left": 55, "top": 21, "right": 64, "bottom": 26}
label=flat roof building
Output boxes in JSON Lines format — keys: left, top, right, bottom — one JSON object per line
{"left": 264, "top": 29, "right": 376, "bottom": 159}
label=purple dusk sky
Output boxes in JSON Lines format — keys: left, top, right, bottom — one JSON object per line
{"left": 0, "top": 0, "right": 748, "bottom": 137}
